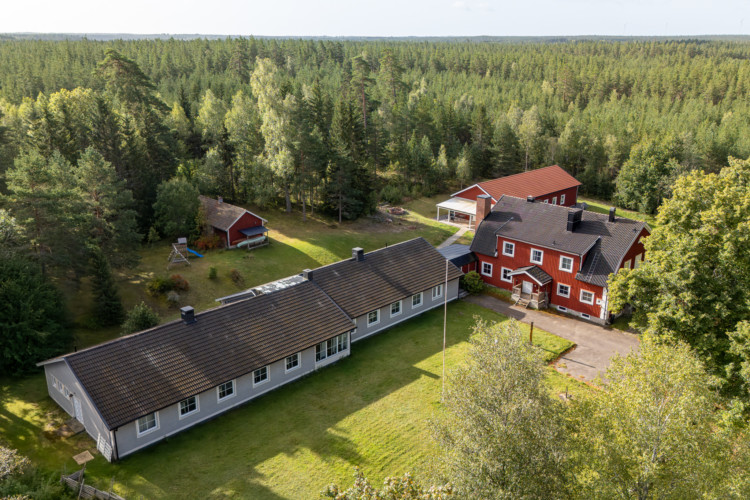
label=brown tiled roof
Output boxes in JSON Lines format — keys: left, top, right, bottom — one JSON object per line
{"left": 311, "top": 238, "right": 463, "bottom": 318}
{"left": 60, "top": 281, "right": 353, "bottom": 429}
{"left": 509, "top": 266, "right": 553, "bottom": 285}
{"left": 457, "top": 165, "right": 581, "bottom": 201}
{"left": 199, "top": 195, "right": 266, "bottom": 231}
{"left": 471, "top": 196, "right": 647, "bottom": 288}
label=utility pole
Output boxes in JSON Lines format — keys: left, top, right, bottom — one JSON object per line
{"left": 442, "top": 259, "right": 448, "bottom": 401}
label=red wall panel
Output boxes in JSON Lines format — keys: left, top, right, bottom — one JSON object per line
{"left": 228, "top": 212, "right": 264, "bottom": 246}
{"left": 618, "top": 227, "right": 650, "bottom": 270}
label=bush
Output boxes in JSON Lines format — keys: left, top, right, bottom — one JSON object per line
{"left": 230, "top": 268, "right": 245, "bottom": 287}
{"left": 461, "top": 271, "right": 485, "bottom": 295}
{"left": 166, "top": 291, "right": 180, "bottom": 308}
{"left": 121, "top": 302, "right": 159, "bottom": 335}
{"left": 380, "top": 184, "right": 404, "bottom": 205}
{"left": 169, "top": 274, "right": 190, "bottom": 291}
{"left": 208, "top": 266, "right": 218, "bottom": 280}
{"left": 147, "top": 226, "right": 160, "bottom": 246}
{"left": 195, "top": 234, "right": 223, "bottom": 251}
{"left": 146, "top": 276, "right": 174, "bottom": 296}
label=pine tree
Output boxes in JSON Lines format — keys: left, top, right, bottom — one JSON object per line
{"left": 89, "top": 247, "right": 125, "bottom": 327}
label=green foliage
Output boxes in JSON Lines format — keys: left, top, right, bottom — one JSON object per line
{"left": 152, "top": 177, "right": 200, "bottom": 239}
{"left": 322, "top": 468, "right": 453, "bottom": 499}
{"left": 569, "top": 336, "right": 750, "bottom": 498}
{"left": 609, "top": 157, "right": 750, "bottom": 396}
{"left": 0, "top": 447, "right": 72, "bottom": 500}
{"left": 145, "top": 276, "right": 174, "bottom": 296}
{"left": 146, "top": 226, "right": 160, "bottom": 246}
{"left": 0, "top": 256, "right": 71, "bottom": 375}
{"left": 194, "top": 234, "right": 223, "bottom": 251}
{"left": 230, "top": 268, "right": 245, "bottom": 287}
{"left": 121, "top": 301, "right": 159, "bottom": 335}
{"left": 379, "top": 184, "right": 404, "bottom": 205}
{"left": 208, "top": 266, "right": 218, "bottom": 280}
{"left": 433, "top": 319, "right": 568, "bottom": 498}
{"left": 459, "top": 270, "right": 484, "bottom": 294}
{"left": 89, "top": 247, "right": 125, "bottom": 327}
{"left": 169, "top": 274, "right": 189, "bottom": 291}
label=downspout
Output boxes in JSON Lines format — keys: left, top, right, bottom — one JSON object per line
{"left": 110, "top": 429, "right": 119, "bottom": 462}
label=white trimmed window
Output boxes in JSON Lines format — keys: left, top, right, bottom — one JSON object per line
{"left": 316, "top": 333, "right": 348, "bottom": 362}
{"left": 137, "top": 412, "right": 158, "bottom": 436}
{"left": 543, "top": 199, "right": 549, "bottom": 204}
{"left": 285, "top": 353, "right": 300, "bottom": 372}
{"left": 635, "top": 253, "right": 642, "bottom": 268}
{"left": 178, "top": 396, "right": 198, "bottom": 418}
{"left": 253, "top": 366, "right": 269, "bottom": 386}
{"left": 390, "top": 300, "right": 402, "bottom": 317}
{"left": 557, "top": 283, "right": 570, "bottom": 298}
{"left": 367, "top": 309, "right": 380, "bottom": 326}
{"left": 481, "top": 262, "right": 493, "bottom": 277}
{"left": 502, "top": 241, "right": 515, "bottom": 257}
{"left": 581, "top": 313, "right": 591, "bottom": 320}
{"left": 501, "top": 267, "right": 512, "bottom": 283}
{"left": 559, "top": 256, "right": 574, "bottom": 273}
{"left": 530, "top": 248, "right": 543, "bottom": 265}
{"left": 580, "top": 290, "right": 595, "bottom": 305}
{"left": 217, "top": 380, "right": 235, "bottom": 401}
{"left": 552, "top": 196, "right": 557, "bottom": 204}
{"left": 560, "top": 194, "right": 566, "bottom": 204}
{"left": 412, "top": 292, "right": 423, "bottom": 308}
{"left": 557, "top": 305, "right": 568, "bottom": 312}
{"left": 432, "top": 284, "right": 443, "bottom": 299}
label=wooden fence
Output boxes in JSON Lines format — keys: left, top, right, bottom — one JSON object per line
{"left": 61, "top": 470, "right": 125, "bottom": 500}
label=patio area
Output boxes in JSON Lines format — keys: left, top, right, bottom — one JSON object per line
{"left": 436, "top": 196, "right": 477, "bottom": 229}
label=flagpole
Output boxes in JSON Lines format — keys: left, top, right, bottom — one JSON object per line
{"left": 442, "top": 258, "right": 448, "bottom": 401}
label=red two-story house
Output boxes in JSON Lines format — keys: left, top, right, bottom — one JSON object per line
{"left": 470, "top": 195, "right": 650, "bottom": 323}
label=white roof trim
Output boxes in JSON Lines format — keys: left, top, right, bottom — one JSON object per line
{"left": 436, "top": 197, "right": 478, "bottom": 215}
{"left": 507, "top": 268, "right": 548, "bottom": 286}
{"left": 450, "top": 184, "right": 496, "bottom": 202}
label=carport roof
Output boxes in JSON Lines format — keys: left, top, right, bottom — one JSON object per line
{"left": 436, "top": 197, "right": 477, "bottom": 215}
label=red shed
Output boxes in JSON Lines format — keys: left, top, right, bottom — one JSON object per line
{"left": 436, "top": 165, "right": 581, "bottom": 228}
{"left": 199, "top": 196, "right": 269, "bottom": 249}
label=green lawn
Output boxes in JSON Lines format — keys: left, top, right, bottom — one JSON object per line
{"left": 1, "top": 301, "right": 574, "bottom": 499}
{"left": 65, "top": 200, "right": 456, "bottom": 349}
{"left": 579, "top": 196, "right": 658, "bottom": 228}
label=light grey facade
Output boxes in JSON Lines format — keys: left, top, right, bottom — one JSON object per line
{"left": 112, "top": 333, "right": 350, "bottom": 459}
{"left": 351, "top": 279, "right": 460, "bottom": 342}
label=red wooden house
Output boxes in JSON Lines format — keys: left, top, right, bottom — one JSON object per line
{"left": 436, "top": 165, "right": 581, "bottom": 228}
{"left": 470, "top": 195, "right": 650, "bottom": 324}
{"left": 199, "top": 196, "right": 268, "bottom": 249}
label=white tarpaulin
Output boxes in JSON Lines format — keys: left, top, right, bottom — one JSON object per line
{"left": 436, "top": 197, "right": 477, "bottom": 215}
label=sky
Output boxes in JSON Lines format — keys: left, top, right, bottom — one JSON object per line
{"left": 2, "top": 0, "right": 748, "bottom": 37}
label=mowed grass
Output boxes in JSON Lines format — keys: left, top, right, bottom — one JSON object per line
{"left": 1, "top": 301, "right": 573, "bottom": 499}
{"left": 65, "top": 200, "right": 457, "bottom": 348}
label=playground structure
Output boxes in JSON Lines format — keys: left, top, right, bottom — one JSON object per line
{"left": 168, "top": 238, "right": 203, "bottom": 268}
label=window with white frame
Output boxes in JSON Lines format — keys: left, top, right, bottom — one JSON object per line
{"left": 543, "top": 199, "right": 549, "bottom": 203}
{"left": 581, "top": 313, "right": 591, "bottom": 320}
{"left": 559, "top": 256, "right": 574, "bottom": 272}
{"left": 285, "top": 353, "right": 300, "bottom": 372}
{"left": 432, "top": 284, "right": 443, "bottom": 299}
{"left": 316, "top": 333, "right": 348, "bottom": 362}
{"left": 635, "top": 253, "right": 642, "bottom": 268}
{"left": 390, "top": 300, "right": 402, "bottom": 317}
{"left": 501, "top": 267, "right": 512, "bottom": 283}
{"left": 253, "top": 366, "right": 269, "bottom": 385}
{"left": 557, "top": 305, "right": 568, "bottom": 312}
{"left": 557, "top": 283, "right": 570, "bottom": 298}
{"left": 560, "top": 194, "right": 566, "bottom": 204}
{"left": 179, "top": 396, "right": 198, "bottom": 418}
{"left": 530, "top": 248, "right": 543, "bottom": 265}
{"left": 580, "top": 290, "right": 595, "bottom": 305}
{"left": 481, "top": 262, "right": 493, "bottom": 277}
{"left": 137, "top": 412, "right": 158, "bottom": 436}
{"left": 552, "top": 196, "right": 557, "bottom": 204}
{"left": 412, "top": 292, "right": 423, "bottom": 308}
{"left": 502, "top": 241, "right": 515, "bottom": 257}
{"left": 367, "top": 309, "right": 380, "bottom": 326}
{"left": 217, "top": 380, "right": 235, "bottom": 401}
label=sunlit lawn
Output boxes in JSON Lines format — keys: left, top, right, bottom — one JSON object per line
{"left": 579, "top": 196, "right": 658, "bottom": 228}
{"left": 1, "top": 301, "right": 574, "bottom": 499}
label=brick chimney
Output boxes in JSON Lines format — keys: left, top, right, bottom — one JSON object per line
{"left": 476, "top": 195, "right": 492, "bottom": 225}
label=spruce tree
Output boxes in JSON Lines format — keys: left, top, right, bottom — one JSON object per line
{"left": 89, "top": 247, "right": 125, "bottom": 327}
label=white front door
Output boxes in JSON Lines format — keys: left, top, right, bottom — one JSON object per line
{"left": 73, "top": 396, "right": 83, "bottom": 423}
{"left": 522, "top": 281, "right": 533, "bottom": 295}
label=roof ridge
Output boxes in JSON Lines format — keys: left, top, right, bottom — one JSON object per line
{"left": 311, "top": 237, "right": 429, "bottom": 272}
{"left": 478, "top": 165, "right": 564, "bottom": 187}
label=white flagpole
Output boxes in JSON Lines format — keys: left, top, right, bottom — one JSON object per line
{"left": 442, "top": 258, "right": 448, "bottom": 401}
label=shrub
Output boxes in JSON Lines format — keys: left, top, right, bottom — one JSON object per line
{"left": 208, "top": 266, "right": 218, "bottom": 280}
{"left": 146, "top": 276, "right": 174, "bottom": 296}
{"left": 147, "top": 226, "right": 160, "bottom": 246}
{"left": 380, "top": 184, "right": 404, "bottom": 205}
{"left": 461, "top": 271, "right": 485, "bottom": 295}
{"left": 195, "top": 234, "right": 223, "bottom": 251}
{"left": 121, "top": 302, "right": 159, "bottom": 335}
{"left": 169, "top": 274, "right": 190, "bottom": 291}
{"left": 166, "top": 291, "right": 180, "bottom": 308}
{"left": 230, "top": 268, "right": 245, "bottom": 287}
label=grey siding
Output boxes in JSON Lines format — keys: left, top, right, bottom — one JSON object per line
{"left": 114, "top": 333, "right": 351, "bottom": 458}
{"left": 44, "top": 361, "right": 112, "bottom": 455}
{"left": 351, "top": 278, "right": 460, "bottom": 342}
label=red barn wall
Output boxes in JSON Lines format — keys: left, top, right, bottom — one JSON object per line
{"left": 475, "top": 237, "right": 603, "bottom": 317}
{"left": 228, "top": 212, "right": 264, "bottom": 246}
{"left": 532, "top": 186, "right": 579, "bottom": 207}
{"left": 453, "top": 185, "right": 489, "bottom": 202}
{"left": 618, "top": 227, "right": 650, "bottom": 270}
